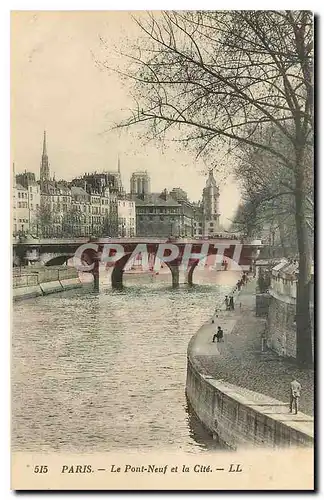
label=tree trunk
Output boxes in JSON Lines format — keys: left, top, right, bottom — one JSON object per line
{"left": 294, "top": 151, "right": 313, "bottom": 367}
{"left": 278, "top": 219, "right": 288, "bottom": 258}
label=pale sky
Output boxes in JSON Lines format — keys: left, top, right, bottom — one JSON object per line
{"left": 11, "top": 11, "right": 241, "bottom": 227}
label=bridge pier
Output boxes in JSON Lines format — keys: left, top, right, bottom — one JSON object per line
{"left": 111, "top": 267, "right": 124, "bottom": 290}
{"left": 166, "top": 264, "right": 180, "bottom": 288}
{"left": 92, "top": 259, "right": 100, "bottom": 292}
{"left": 186, "top": 261, "right": 200, "bottom": 286}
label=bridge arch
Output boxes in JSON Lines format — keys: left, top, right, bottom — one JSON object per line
{"left": 43, "top": 254, "right": 74, "bottom": 266}
{"left": 109, "top": 253, "right": 179, "bottom": 289}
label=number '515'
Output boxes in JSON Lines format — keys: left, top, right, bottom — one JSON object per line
{"left": 34, "top": 465, "right": 48, "bottom": 473}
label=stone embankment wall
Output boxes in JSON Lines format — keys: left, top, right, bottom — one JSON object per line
{"left": 12, "top": 266, "right": 82, "bottom": 300}
{"left": 266, "top": 280, "right": 314, "bottom": 360}
{"left": 186, "top": 276, "right": 314, "bottom": 450}
{"left": 186, "top": 352, "right": 313, "bottom": 450}
{"left": 267, "top": 292, "right": 298, "bottom": 358}
{"left": 255, "top": 293, "right": 271, "bottom": 317}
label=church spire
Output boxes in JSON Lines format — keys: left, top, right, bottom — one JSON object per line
{"left": 42, "top": 130, "right": 47, "bottom": 156}
{"left": 40, "top": 130, "right": 50, "bottom": 184}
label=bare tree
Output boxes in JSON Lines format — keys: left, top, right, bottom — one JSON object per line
{"left": 110, "top": 10, "right": 313, "bottom": 366}
{"left": 234, "top": 126, "right": 313, "bottom": 258}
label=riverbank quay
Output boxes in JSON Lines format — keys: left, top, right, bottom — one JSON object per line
{"left": 12, "top": 266, "right": 82, "bottom": 300}
{"left": 186, "top": 278, "right": 314, "bottom": 449}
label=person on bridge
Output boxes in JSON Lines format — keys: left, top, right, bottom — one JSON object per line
{"left": 225, "top": 295, "right": 229, "bottom": 310}
{"left": 289, "top": 378, "right": 302, "bottom": 414}
{"left": 229, "top": 295, "right": 234, "bottom": 310}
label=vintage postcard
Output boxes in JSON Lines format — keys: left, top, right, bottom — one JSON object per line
{"left": 11, "top": 10, "right": 314, "bottom": 491}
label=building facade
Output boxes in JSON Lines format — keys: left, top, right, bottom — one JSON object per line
{"left": 15, "top": 171, "right": 41, "bottom": 236}
{"left": 14, "top": 183, "right": 29, "bottom": 235}
{"left": 69, "top": 186, "right": 92, "bottom": 236}
{"left": 134, "top": 189, "right": 196, "bottom": 238}
{"left": 13, "top": 132, "right": 225, "bottom": 240}
{"left": 117, "top": 199, "right": 136, "bottom": 237}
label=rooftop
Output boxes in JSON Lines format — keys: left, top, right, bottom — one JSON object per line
{"left": 134, "top": 193, "right": 180, "bottom": 207}
{"left": 16, "top": 183, "right": 28, "bottom": 191}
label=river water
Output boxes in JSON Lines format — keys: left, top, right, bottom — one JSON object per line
{"left": 12, "top": 271, "right": 237, "bottom": 454}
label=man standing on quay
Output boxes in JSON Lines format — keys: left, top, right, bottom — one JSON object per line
{"left": 290, "top": 378, "right": 302, "bottom": 414}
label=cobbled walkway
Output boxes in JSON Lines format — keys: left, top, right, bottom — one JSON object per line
{"left": 191, "top": 279, "right": 314, "bottom": 417}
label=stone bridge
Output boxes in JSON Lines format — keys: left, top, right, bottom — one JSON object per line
{"left": 13, "top": 237, "right": 263, "bottom": 289}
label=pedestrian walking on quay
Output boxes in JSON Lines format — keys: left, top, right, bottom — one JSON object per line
{"left": 289, "top": 378, "right": 301, "bottom": 414}
{"left": 229, "top": 295, "right": 234, "bottom": 310}
{"left": 212, "top": 320, "right": 217, "bottom": 342}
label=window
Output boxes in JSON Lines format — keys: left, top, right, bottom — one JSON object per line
{"left": 18, "top": 192, "right": 21, "bottom": 198}
{"left": 30, "top": 194, "right": 33, "bottom": 200}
